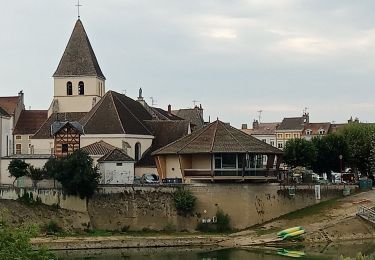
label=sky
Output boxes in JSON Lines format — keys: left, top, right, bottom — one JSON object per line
{"left": 1, "top": 0, "right": 375, "bottom": 127}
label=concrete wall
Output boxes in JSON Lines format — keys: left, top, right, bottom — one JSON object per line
{"left": 99, "top": 161, "right": 134, "bottom": 184}
{"left": 0, "top": 188, "right": 87, "bottom": 213}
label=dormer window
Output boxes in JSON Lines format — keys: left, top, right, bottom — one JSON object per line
{"left": 318, "top": 129, "right": 325, "bottom": 135}
{"left": 78, "top": 81, "right": 85, "bottom": 95}
{"left": 67, "top": 82, "right": 73, "bottom": 95}
{"left": 306, "top": 129, "right": 312, "bottom": 135}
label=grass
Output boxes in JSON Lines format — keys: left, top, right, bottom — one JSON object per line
{"left": 280, "top": 198, "right": 340, "bottom": 220}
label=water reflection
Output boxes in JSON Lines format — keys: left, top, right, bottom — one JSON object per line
{"left": 57, "top": 240, "right": 375, "bottom": 260}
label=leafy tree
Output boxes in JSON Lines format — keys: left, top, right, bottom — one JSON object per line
{"left": 312, "top": 134, "right": 348, "bottom": 180}
{"left": 0, "top": 222, "right": 56, "bottom": 259}
{"left": 8, "top": 159, "right": 29, "bottom": 186}
{"left": 52, "top": 150, "right": 100, "bottom": 199}
{"left": 340, "top": 123, "right": 375, "bottom": 176}
{"left": 173, "top": 189, "right": 196, "bottom": 216}
{"left": 27, "top": 166, "right": 46, "bottom": 188}
{"left": 44, "top": 158, "right": 64, "bottom": 188}
{"left": 283, "top": 138, "right": 317, "bottom": 168}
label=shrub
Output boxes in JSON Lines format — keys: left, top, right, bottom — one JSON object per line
{"left": 18, "top": 192, "right": 42, "bottom": 206}
{"left": 43, "top": 220, "right": 63, "bottom": 235}
{"left": 8, "top": 159, "right": 29, "bottom": 186}
{"left": 216, "top": 209, "right": 231, "bottom": 232}
{"left": 172, "top": 189, "right": 196, "bottom": 216}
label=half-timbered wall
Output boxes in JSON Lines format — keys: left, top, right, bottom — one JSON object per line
{"left": 54, "top": 125, "right": 81, "bottom": 157}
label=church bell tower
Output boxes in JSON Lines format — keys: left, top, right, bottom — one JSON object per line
{"left": 49, "top": 19, "right": 106, "bottom": 116}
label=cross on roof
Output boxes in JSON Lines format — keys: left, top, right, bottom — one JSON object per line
{"left": 76, "top": 0, "right": 82, "bottom": 19}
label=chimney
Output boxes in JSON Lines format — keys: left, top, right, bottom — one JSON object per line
{"left": 354, "top": 117, "right": 359, "bottom": 123}
{"left": 253, "top": 120, "right": 259, "bottom": 129}
{"left": 303, "top": 112, "right": 309, "bottom": 124}
{"left": 241, "top": 124, "right": 248, "bottom": 129}
{"left": 168, "top": 104, "right": 171, "bottom": 114}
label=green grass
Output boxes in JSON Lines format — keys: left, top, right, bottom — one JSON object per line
{"left": 280, "top": 198, "right": 340, "bottom": 220}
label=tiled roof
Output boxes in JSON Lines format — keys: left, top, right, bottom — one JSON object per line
{"left": 136, "top": 120, "right": 191, "bottom": 167}
{"left": 0, "top": 96, "right": 21, "bottom": 115}
{"left": 252, "top": 122, "right": 279, "bottom": 135}
{"left": 0, "top": 106, "right": 10, "bottom": 117}
{"left": 153, "top": 120, "right": 283, "bottom": 155}
{"left": 13, "top": 110, "right": 48, "bottom": 135}
{"left": 81, "top": 141, "right": 117, "bottom": 156}
{"left": 329, "top": 123, "right": 347, "bottom": 134}
{"left": 303, "top": 122, "right": 331, "bottom": 135}
{"left": 277, "top": 117, "right": 305, "bottom": 131}
{"left": 53, "top": 19, "right": 105, "bottom": 79}
{"left": 80, "top": 91, "right": 153, "bottom": 135}
{"left": 150, "top": 107, "right": 183, "bottom": 121}
{"left": 172, "top": 107, "right": 204, "bottom": 129}
{"left": 98, "top": 148, "right": 134, "bottom": 162}
{"left": 32, "top": 112, "right": 87, "bottom": 139}
{"left": 51, "top": 121, "right": 84, "bottom": 136}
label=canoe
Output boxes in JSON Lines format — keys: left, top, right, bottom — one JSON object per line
{"left": 283, "top": 229, "right": 305, "bottom": 239}
{"left": 277, "top": 249, "right": 305, "bottom": 258}
{"left": 277, "top": 226, "right": 303, "bottom": 237}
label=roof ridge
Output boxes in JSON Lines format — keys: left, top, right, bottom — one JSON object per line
{"left": 176, "top": 122, "right": 215, "bottom": 154}
{"left": 109, "top": 92, "right": 126, "bottom": 134}
{"left": 221, "top": 121, "right": 248, "bottom": 152}
{"left": 210, "top": 120, "right": 219, "bottom": 152}
{"left": 112, "top": 92, "right": 152, "bottom": 135}
{"left": 80, "top": 92, "right": 107, "bottom": 127}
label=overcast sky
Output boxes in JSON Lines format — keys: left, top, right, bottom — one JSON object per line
{"left": 1, "top": 0, "right": 375, "bottom": 127}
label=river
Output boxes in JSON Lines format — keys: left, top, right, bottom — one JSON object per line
{"left": 57, "top": 240, "right": 375, "bottom": 259}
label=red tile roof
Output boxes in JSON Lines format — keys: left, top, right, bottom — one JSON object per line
{"left": 81, "top": 141, "right": 117, "bottom": 156}
{"left": 13, "top": 110, "right": 48, "bottom": 135}
{"left": 0, "top": 96, "right": 21, "bottom": 115}
{"left": 303, "top": 122, "right": 331, "bottom": 135}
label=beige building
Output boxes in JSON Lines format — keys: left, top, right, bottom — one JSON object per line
{"left": 275, "top": 114, "right": 309, "bottom": 149}
{"left": 153, "top": 120, "right": 283, "bottom": 183}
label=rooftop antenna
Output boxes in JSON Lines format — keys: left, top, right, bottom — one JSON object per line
{"left": 303, "top": 107, "right": 309, "bottom": 115}
{"left": 149, "top": 97, "right": 157, "bottom": 106}
{"left": 76, "top": 0, "right": 82, "bottom": 19}
{"left": 193, "top": 100, "right": 199, "bottom": 107}
{"left": 122, "top": 89, "right": 126, "bottom": 95}
{"left": 257, "top": 110, "right": 263, "bottom": 123}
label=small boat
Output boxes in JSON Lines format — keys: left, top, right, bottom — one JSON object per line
{"left": 283, "top": 229, "right": 305, "bottom": 239}
{"left": 277, "top": 226, "right": 303, "bottom": 237}
{"left": 277, "top": 249, "right": 305, "bottom": 258}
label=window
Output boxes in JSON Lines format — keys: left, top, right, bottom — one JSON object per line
{"left": 214, "top": 154, "right": 222, "bottom": 169}
{"left": 28, "top": 135, "right": 32, "bottom": 140}
{"left": 270, "top": 140, "right": 275, "bottom": 147}
{"left": 135, "top": 142, "right": 141, "bottom": 161}
{"left": 286, "top": 134, "right": 291, "bottom": 138}
{"left": 116, "top": 163, "right": 123, "bottom": 166}
{"left": 318, "top": 129, "right": 325, "bottom": 135}
{"left": 67, "top": 81, "right": 73, "bottom": 95}
{"left": 306, "top": 129, "right": 312, "bottom": 135}
{"left": 78, "top": 81, "right": 85, "bottom": 95}
{"left": 262, "top": 139, "right": 267, "bottom": 143}
{"left": 293, "top": 133, "right": 298, "bottom": 138}
{"left": 277, "top": 134, "right": 283, "bottom": 139}
{"left": 15, "top": 135, "right": 21, "bottom": 140}
{"left": 62, "top": 143, "right": 68, "bottom": 153}
{"left": 15, "top": 144, "right": 21, "bottom": 154}
{"left": 222, "top": 154, "right": 236, "bottom": 169}
{"left": 278, "top": 142, "right": 283, "bottom": 149}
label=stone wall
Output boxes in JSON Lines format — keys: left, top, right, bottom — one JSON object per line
{"left": 88, "top": 184, "right": 356, "bottom": 231}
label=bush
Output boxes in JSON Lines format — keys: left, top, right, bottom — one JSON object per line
{"left": 43, "top": 220, "right": 63, "bottom": 235}
{"left": 172, "top": 189, "right": 196, "bottom": 216}
{"left": 216, "top": 209, "right": 231, "bottom": 232}
{"left": 18, "top": 192, "right": 42, "bottom": 206}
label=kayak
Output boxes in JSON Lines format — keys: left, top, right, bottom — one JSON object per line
{"left": 283, "top": 229, "right": 305, "bottom": 239}
{"left": 277, "top": 249, "right": 305, "bottom": 258}
{"left": 277, "top": 226, "right": 303, "bottom": 237}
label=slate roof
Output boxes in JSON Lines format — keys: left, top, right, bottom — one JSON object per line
{"left": 53, "top": 19, "right": 105, "bottom": 79}
{"left": 0, "top": 106, "right": 10, "bottom": 117}
{"left": 32, "top": 112, "right": 87, "bottom": 139}
{"left": 172, "top": 107, "right": 204, "bottom": 129}
{"left": 51, "top": 121, "right": 84, "bottom": 136}
{"left": 0, "top": 96, "right": 21, "bottom": 115}
{"left": 136, "top": 120, "right": 191, "bottom": 167}
{"left": 303, "top": 122, "right": 331, "bottom": 135}
{"left": 277, "top": 117, "right": 305, "bottom": 131}
{"left": 81, "top": 141, "right": 117, "bottom": 156}
{"left": 252, "top": 123, "right": 279, "bottom": 135}
{"left": 80, "top": 91, "right": 153, "bottom": 135}
{"left": 13, "top": 110, "right": 48, "bottom": 135}
{"left": 153, "top": 120, "right": 283, "bottom": 155}
{"left": 98, "top": 148, "right": 134, "bottom": 162}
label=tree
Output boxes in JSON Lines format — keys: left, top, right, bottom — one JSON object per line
{"left": 44, "top": 158, "right": 64, "bottom": 188}
{"left": 27, "top": 166, "right": 46, "bottom": 188}
{"left": 283, "top": 138, "right": 317, "bottom": 168}
{"left": 0, "top": 222, "right": 56, "bottom": 259}
{"left": 8, "top": 159, "right": 29, "bottom": 186}
{"left": 312, "top": 134, "right": 348, "bottom": 180}
{"left": 52, "top": 150, "right": 100, "bottom": 199}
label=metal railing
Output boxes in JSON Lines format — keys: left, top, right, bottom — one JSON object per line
{"left": 357, "top": 205, "right": 375, "bottom": 224}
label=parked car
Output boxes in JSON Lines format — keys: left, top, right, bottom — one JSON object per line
{"left": 140, "top": 174, "right": 160, "bottom": 184}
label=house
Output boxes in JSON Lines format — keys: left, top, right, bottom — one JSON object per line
{"left": 242, "top": 120, "right": 279, "bottom": 147}
{"left": 302, "top": 122, "right": 331, "bottom": 140}
{"left": 172, "top": 105, "right": 205, "bottom": 129}
{"left": 152, "top": 120, "right": 283, "bottom": 183}
{"left": 13, "top": 110, "right": 48, "bottom": 154}
{"left": 275, "top": 113, "right": 309, "bottom": 149}
{"left": 51, "top": 121, "right": 84, "bottom": 157}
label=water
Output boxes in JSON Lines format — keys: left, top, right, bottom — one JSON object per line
{"left": 57, "top": 241, "right": 375, "bottom": 260}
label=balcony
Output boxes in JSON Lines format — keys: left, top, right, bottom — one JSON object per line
{"left": 184, "top": 168, "right": 278, "bottom": 180}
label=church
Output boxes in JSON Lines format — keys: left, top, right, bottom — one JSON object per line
{"left": 0, "top": 18, "right": 202, "bottom": 186}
